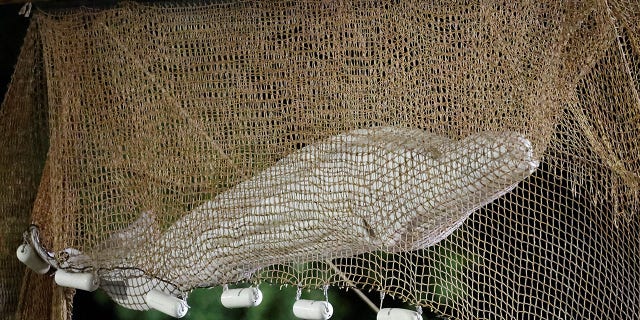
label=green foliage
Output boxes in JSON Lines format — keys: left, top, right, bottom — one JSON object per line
{"left": 88, "top": 244, "right": 473, "bottom": 320}
{"left": 86, "top": 243, "right": 474, "bottom": 320}
{"left": 99, "top": 284, "right": 349, "bottom": 320}
{"left": 429, "top": 245, "right": 471, "bottom": 306}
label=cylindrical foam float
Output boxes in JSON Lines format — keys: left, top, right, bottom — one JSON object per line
{"left": 292, "top": 300, "right": 333, "bottom": 320}
{"left": 145, "top": 289, "right": 189, "bottom": 318}
{"left": 221, "top": 287, "right": 263, "bottom": 308}
{"left": 16, "top": 244, "right": 50, "bottom": 274}
{"left": 54, "top": 270, "right": 99, "bottom": 292}
{"left": 376, "top": 308, "right": 423, "bottom": 320}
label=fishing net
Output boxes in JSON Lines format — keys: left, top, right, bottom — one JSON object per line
{"left": 1, "top": 0, "right": 639, "bottom": 319}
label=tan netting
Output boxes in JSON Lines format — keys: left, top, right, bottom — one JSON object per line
{"left": 1, "top": 0, "right": 639, "bottom": 319}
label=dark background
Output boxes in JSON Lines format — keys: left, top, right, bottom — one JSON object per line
{"left": 0, "top": 4, "right": 28, "bottom": 99}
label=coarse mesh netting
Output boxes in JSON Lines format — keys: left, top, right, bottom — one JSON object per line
{"left": 1, "top": 0, "right": 639, "bottom": 319}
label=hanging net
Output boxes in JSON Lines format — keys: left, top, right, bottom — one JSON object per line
{"left": 1, "top": 1, "right": 639, "bottom": 319}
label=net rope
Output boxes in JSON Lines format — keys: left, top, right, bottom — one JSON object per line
{"left": 1, "top": 1, "right": 639, "bottom": 319}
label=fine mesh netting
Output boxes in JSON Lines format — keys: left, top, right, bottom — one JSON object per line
{"left": 1, "top": 0, "right": 639, "bottom": 319}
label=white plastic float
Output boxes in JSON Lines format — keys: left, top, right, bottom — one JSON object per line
{"left": 54, "top": 270, "right": 99, "bottom": 292}
{"left": 292, "top": 299, "right": 333, "bottom": 320}
{"left": 221, "top": 287, "right": 263, "bottom": 308}
{"left": 145, "top": 289, "right": 189, "bottom": 318}
{"left": 16, "top": 243, "right": 50, "bottom": 274}
{"left": 376, "top": 308, "right": 423, "bottom": 320}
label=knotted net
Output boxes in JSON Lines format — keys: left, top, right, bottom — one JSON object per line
{"left": 1, "top": 1, "right": 639, "bottom": 319}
